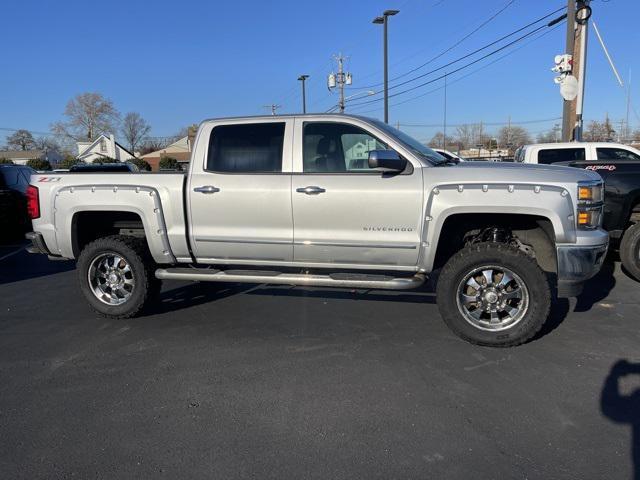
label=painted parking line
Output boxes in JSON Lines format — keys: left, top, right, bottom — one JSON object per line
{"left": 0, "top": 247, "right": 25, "bottom": 262}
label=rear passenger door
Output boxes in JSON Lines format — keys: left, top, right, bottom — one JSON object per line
{"left": 188, "top": 119, "right": 294, "bottom": 264}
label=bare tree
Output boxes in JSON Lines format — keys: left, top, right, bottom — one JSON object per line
{"left": 427, "top": 132, "right": 445, "bottom": 148}
{"left": 121, "top": 112, "right": 151, "bottom": 153}
{"left": 34, "top": 136, "right": 61, "bottom": 153}
{"left": 51, "top": 92, "right": 120, "bottom": 142}
{"left": 584, "top": 118, "right": 616, "bottom": 142}
{"left": 6, "top": 129, "right": 35, "bottom": 150}
{"left": 497, "top": 125, "right": 531, "bottom": 150}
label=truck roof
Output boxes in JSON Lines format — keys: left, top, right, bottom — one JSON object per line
{"left": 521, "top": 141, "right": 636, "bottom": 149}
{"left": 200, "top": 113, "right": 374, "bottom": 124}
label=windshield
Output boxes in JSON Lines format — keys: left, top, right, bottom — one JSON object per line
{"left": 369, "top": 119, "right": 447, "bottom": 165}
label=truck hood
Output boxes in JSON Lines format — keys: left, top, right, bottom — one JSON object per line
{"left": 430, "top": 161, "right": 603, "bottom": 185}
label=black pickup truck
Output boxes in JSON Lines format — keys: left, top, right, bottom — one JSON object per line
{"left": 563, "top": 160, "right": 640, "bottom": 280}
{"left": 516, "top": 142, "right": 640, "bottom": 280}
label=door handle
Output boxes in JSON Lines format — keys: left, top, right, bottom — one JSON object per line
{"left": 296, "top": 186, "right": 326, "bottom": 195}
{"left": 193, "top": 185, "right": 220, "bottom": 194}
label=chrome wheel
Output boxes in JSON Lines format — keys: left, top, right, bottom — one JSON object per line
{"left": 456, "top": 265, "right": 529, "bottom": 332}
{"left": 88, "top": 252, "right": 135, "bottom": 305}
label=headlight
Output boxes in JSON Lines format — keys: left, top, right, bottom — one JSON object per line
{"left": 576, "top": 180, "right": 604, "bottom": 229}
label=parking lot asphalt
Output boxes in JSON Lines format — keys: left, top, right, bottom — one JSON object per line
{"left": 0, "top": 246, "right": 639, "bottom": 480}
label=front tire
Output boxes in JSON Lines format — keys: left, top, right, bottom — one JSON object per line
{"left": 77, "top": 235, "right": 159, "bottom": 319}
{"left": 436, "top": 242, "right": 551, "bottom": 347}
{"left": 620, "top": 223, "right": 640, "bottom": 281}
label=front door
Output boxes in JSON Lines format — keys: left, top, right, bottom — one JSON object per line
{"left": 291, "top": 120, "right": 424, "bottom": 268}
{"left": 188, "top": 120, "right": 294, "bottom": 263}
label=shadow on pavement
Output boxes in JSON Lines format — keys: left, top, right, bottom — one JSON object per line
{"left": 601, "top": 360, "right": 640, "bottom": 480}
{"left": 144, "top": 282, "right": 259, "bottom": 316}
{"left": 0, "top": 249, "right": 75, "bottom": 285}
{"left": 574, "top": 255, "right": 617, "bottom": 313}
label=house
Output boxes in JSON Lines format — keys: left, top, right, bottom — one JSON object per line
{"left": 0, "top": 149, "right": 63, "bottom": 165}
{"left": 76, "top": 134, "right": 134, "bottom": 163}
{"left": 140, "top": 136, "right": 192, "bottom": 171}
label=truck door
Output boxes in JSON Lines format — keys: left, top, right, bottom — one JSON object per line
{"left": 291, "top": 119, "right": 423, "bottom": 268}
{"left": 187, "top": 119, "right": 294, "bottom": 264}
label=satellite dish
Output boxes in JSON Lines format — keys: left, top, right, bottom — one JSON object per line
{"left": 560, "top": 75, "right": 579, "bottom": 101}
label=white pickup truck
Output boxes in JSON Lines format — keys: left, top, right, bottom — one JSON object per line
{"left": 26, "top": 114, "right": 609, "bottom": 347}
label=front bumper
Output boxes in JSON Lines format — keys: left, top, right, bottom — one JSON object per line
{"left": 556, "top": 242, "right": 608, "bottom": 297}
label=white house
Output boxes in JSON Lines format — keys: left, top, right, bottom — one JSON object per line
{"left": 76, "top": 134, "right": 134, "bottom": 163}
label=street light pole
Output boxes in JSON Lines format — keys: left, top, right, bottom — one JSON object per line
{"left": 373, "top": 9, "right": 399, "bottom": 124}
{"left": 298, "top": 75, "right": 309, "bottom": 114}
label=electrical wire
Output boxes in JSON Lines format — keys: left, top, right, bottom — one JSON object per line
{"left": 355, "top": 0, "right": 520, "bottom": 90}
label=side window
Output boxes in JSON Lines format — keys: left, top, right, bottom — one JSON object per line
{"left": 596, "top": 148, "right": 640, "bottom": 162}
{"left": 537, "top": 148, "right": 585, "bottom": 164}
{"left": 206, "top": 122, "right": 285, "bottom": 173}
{"left": 303, "top": 122, "right": 388, "bottom": 172}
{"left": 2, "top": 168, "right": 19, "bottom": 187}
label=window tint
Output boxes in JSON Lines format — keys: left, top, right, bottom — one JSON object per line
{"left": 596, "top": 147, "right": 640, "bottom": 162}
{"left": 537, "top": 148, "right": 585, "bottom": 164}
{"left": 1, "top": 168, "right": 19, "bottom": 187}
{"left": 207, "top": 123, "right": 285, "bottom": 173}
{"left": 303, "top": 122, "right": 388, "bottom": 172}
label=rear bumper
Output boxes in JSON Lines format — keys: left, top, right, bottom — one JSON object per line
{"left": 556, "top": 242, "right": 608, "bottom": 297}
{"left": 25, "top": 231, "right": 52, "bottom": 255}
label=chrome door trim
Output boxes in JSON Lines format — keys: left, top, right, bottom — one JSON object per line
{"left": 294, "top": 240, "right": 417, "bottom": 249}
{"left": 195, "top": 237, "right": 292, "bottom": 245}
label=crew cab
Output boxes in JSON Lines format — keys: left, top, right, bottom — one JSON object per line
{"left": 515, "top": 141, "right": 640, "bottom": 280}
{"left": 26, "top": 114, "right": 608, "bottom": 347}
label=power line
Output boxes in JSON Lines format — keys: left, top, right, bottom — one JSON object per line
{"left": 354, "top": 5, "right": 565, "bottom": 98}
{"left": 356, "top": 0, "right": 520, "bottom": 90}
{"left": 347, "top": 18, "right": 560, "bottom": 109}
{"left": 348, "top": 21, "right": 563, "bottom": 115}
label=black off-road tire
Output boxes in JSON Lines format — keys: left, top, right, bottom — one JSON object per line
{"left": 620, "top": 223, "right": 640, "bottom": 281}
{"left": 436, "top": 242, "right": 551, "bottom": 347}
{"left": 77, "top": 235, "right": 160, "bottom": 319}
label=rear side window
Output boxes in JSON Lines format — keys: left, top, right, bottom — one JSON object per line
{"left": 537, "top": 148, "right": 585, "bottom": 164}
{"left": 206, "top": 123, "right": 285, "bottom": 173}
{"left": 596, "top": 147, "right": 640, "bottom": 162}
{"left": 1, "top": 168, "right": 19, "bottom": 187}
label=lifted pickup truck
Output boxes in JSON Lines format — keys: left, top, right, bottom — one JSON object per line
{"left": 26, "top": 114, "right": 608, "bottom": 347}
{"left": 516, "top": 142, "right": 640, "bottom": 280}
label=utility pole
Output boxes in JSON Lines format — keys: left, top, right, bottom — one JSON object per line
{"left": 443, "top": 72, "right": 447, "bottom": 150}
{"left": 373, "top": 10, "right": 400, "bottom": 124}
{"left": 561, "top": 0, "right": 576, "bottom": 141}
{"left": 263, "top": 104, "right": 281, "bottom": 116}
{"left": 561, "top": 1, "right": 592, "bottom": 141}
{"left": 328, "top": 53, "right": 352, "bottom": 113}
{"left": 298, "top": 75, "right": 309, "bottom": 114}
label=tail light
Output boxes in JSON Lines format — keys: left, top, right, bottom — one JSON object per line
{"left": 26, "top": 185, "right": 40, "bottom": 219}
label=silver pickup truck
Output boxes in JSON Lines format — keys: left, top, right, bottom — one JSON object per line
{"left": 26, "top": 114, "right": 608, "bottom": 347}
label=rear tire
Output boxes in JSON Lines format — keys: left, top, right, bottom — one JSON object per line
{"left": 77, "top": 235, "right": 158, "bottom": 319}
{"left": 620, "top": 223, "right": 640, "bottom": 281}
{"left": 436, "top": 242, "right": 551, "bottom": 347}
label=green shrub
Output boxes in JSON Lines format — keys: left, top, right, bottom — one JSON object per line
{"left": 159, "top": 156, "right": 182, "bottom": 171}
{"left": 60, "top": 155, "right": 81, "bottom": 169}
{"left": 128, "top": 157, "right": 152, "bottom": 171}
{"left": 0, "top": 157, "right": 14, "bottom": 165}
{"left": 26, "top": 158, "right": 52, "bottom": 171}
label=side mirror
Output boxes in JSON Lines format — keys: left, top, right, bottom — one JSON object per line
{"left": 368, "top": 149, "right": 407, "bottom": 172}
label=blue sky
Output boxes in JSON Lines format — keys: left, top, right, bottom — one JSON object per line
{"left": 1, "top": 0, "right": 637, "bottom": 144}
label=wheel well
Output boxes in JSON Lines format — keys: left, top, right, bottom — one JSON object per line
{"left": 72, "top": 211, "right": 146, "bottom": 257}
{"left": 630, "top": 198, "right": 640, "bottom": 223}
{"left": 433, "top": 213, "right": 557, "bottom": 273}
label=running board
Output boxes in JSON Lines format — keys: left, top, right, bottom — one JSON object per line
{"left": 155, "top": 268, "right": 425, "bottom": 290}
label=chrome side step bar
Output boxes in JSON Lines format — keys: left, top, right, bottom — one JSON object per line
{"left": 155, "top": 268, "right": 425, "bottom": 290}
